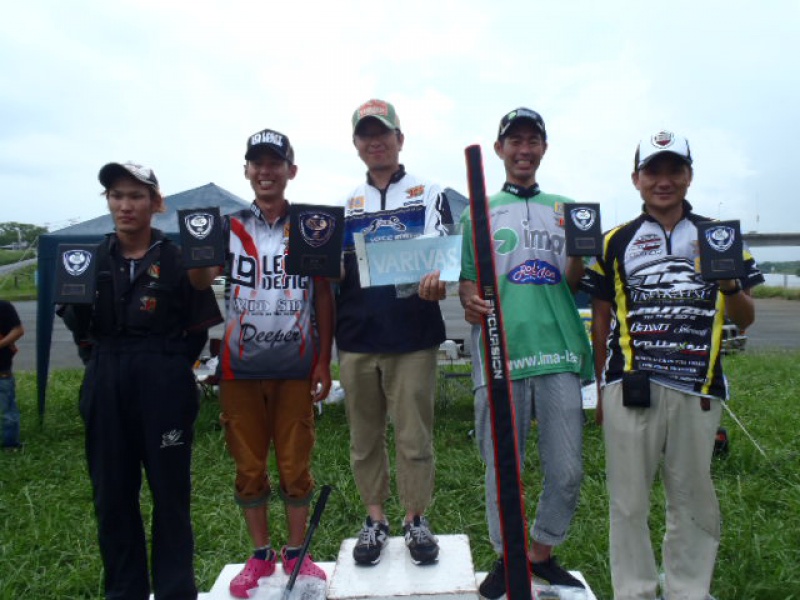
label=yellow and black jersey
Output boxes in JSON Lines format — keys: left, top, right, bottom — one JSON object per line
{"left": 582, "top": 201, "right": 763, "bottom": 399}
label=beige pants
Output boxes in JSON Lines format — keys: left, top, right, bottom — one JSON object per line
{"left": 604, "top": 381, "right": 722, "bottom": 600}
{"left": 339, "top": 347, "right": 438, "bottom": 516}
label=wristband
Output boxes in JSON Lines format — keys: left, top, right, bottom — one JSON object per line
{"left": 719, "top": 281, "right": 742, "bottom": 296}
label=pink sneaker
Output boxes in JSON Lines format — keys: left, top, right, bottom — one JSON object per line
{"left": 229, "top": 554, "right": 277, "bottom": 598}
{"left": 281, "top": 546, "right": 327, "bottom": 580}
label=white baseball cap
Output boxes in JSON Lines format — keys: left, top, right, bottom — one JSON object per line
{"left": 635, "top": 130, "right": 692, "bottom": 170}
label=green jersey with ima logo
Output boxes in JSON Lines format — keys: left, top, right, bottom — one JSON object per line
{"left": 460, "top": 189, "right": 593, "bottom": 386}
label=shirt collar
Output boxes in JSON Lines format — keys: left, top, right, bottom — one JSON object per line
{"left": 366, "top": 164, "right": 406, "bottom": 188}
{"left": 641, "top": 199, "right": 694, "bottom": 222}
{"left": 502, "top": 182, "right": 540, "bottom": 198}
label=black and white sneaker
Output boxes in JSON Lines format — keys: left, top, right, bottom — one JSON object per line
{"left": 403, "top": 515, "right": 439, "bottom": 564}
{"left": 478, "top": 557, "right": 506, "bottom": 599}
{"left": 530, "top": 556, "right": 585, "bottom": 588}
{"left": 353, "top": 516, "right": 389, "bottom": 565}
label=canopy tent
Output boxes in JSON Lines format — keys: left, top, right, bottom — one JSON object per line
{"left": 35, "top": 184, "right": 468, "bottom": 421}
{"left": 443, "top": 187, "right": 468, "bottom": 224}
{"left": 36, "top": 183, "right": 249, "bottom": 421}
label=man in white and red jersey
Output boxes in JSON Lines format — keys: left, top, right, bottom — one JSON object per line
{"left": 190, "top": 128, "right": 334, "bottom": 598}
{"left": 583, "top": 130, "right": 763, "bottom": 600}
{"left": 338, "top": 99, "right": 453, "bottom": 566}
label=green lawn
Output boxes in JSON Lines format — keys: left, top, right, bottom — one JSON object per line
{"left": 0, "top": 249, "right": 30, "bottom": 266}
{"left": 0, "top": 263, "right": 37, "bottom": 301}
{"left": 2, "top": 353, "right": 799, "bottom": 598}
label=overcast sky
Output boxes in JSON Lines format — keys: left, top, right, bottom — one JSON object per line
{"left": 2, "top": 0, "right": 798, "bottom": 261}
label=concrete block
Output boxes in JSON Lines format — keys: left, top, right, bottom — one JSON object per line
{"left": 328, "top": 535, "right": 478, "bottom": 600}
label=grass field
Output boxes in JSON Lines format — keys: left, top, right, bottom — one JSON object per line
{"left": 0, "top": 249, "right": 31, "bottom": 266}
{"left": 0, "top": 263, "right": 37, "bottom": 301}
{"left": 1, "top": 353, "right": 800, "bottom": 599}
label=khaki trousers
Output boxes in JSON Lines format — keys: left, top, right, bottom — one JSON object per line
{"left": 604, "top": 381, "right": 722, "bottom": 600}
{"left": 339, "top": 347, "right": 438, "bottom": 515}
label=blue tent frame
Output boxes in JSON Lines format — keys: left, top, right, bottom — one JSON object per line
{"left": 35, "top": 185, "right": 468, "bottom": 422}
{"left": 35, "top": 183, "right": 248, "bottom": 422}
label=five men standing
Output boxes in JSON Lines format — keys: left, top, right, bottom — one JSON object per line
{"left": 36, "top": 106, "right": 764, "bottom": 600}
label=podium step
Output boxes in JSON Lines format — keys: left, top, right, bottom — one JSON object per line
{"left": 199, "top": 534, "right": 598, "bottom": 600}
{"left": 328, "top": 534, "right": 478, "bottom": 600}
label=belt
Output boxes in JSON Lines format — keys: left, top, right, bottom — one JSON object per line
{"left": 0, "top": 372, "right": 12, "bottom": 379}
{"left": 92, "top": 337, "right": 188, "bottom": 356}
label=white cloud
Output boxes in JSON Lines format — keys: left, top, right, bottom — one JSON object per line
{"left": 0, "top": 0, "right": 798, "bottom": 266}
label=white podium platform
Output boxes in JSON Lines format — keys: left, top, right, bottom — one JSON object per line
{"left": 328, "top": 534, "right": 478, "bottom": 600}
{"left": 190, "top": 534, "right": 597, "bottom": 600}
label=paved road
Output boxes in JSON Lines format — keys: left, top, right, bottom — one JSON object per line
{"left": 7, "top": 296, "right": 800, "bottom": 372}
{"left": 742, "top": 297, "right": 800, "bottom": 351}
{"left": 0, "top": 257, "right": 36, "bottom": 275}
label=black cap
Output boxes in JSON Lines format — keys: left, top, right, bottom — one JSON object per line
{"left": 497, "top": 107, "right": 547, "bottom": 141}
{"left": 245, "top": 128, "right": 295, "bottom": 164}
{"left": 98, "top": 162, "right": 159, "bottom": 191}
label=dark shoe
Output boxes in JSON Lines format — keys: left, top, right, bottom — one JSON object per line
{"left": 478, "top": 557, "right": 506, "bottom": 599}
{"left": 530, "top": 556, "right": 585, "bottom": 588}
{"left": 2, "top": 442, "right": 23, "bottom": 453}
{"left": 353, "top": 516, "right": 389, "bottom": 565}
{"left": 403, "top": 515, "right": 439, "bottom": 564}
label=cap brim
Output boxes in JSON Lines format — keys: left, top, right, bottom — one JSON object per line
{"left": 244, "top": 146, "right": 290, "bottom": 162}
{"left": 498, "top": 117, "right": 546, "bottom": 140}
{"left": 98, "top": 163, "right": 132, "bottom": 189}
{"left": 353, "top": 115, "right": 397, "bottom": 134}
{"left": 638, "top": 150, "right": 693, "bottom": 169}
{"left": 98, "top": 162, "right": 159, "bottom": 189}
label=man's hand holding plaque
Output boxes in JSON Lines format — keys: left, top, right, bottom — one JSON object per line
{"left": 285, "top": 204, "right": 344, "bottom": 278}
{"left": 697, "top": 219, "right": 745, "bottom": 281}
{"left": 54, "top": 243, "right": 98, "bottom": 304}
{"left": 565, "top": 202, "right": 602, "bottom": 256}
{"left": 178, "top": 207, "right": 225, "bottom": 268}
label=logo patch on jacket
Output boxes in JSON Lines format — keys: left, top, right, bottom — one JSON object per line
{"left": 405, "top": 185, "right": 425, "bottom": 199}
{"left": 148, "top": 263, "right": 161, "bottom": 279}
{"left": 507, "top": 259, "right": 561, "bottom": 285}
{"left": 552, "top": 203, "right": 565, "bottom": 228}
{"left": 160, "top": 429, "right": 184, "bottom": 448}
{"left": 628, "top": 234, "right": 663, "bottom": 258}
{"left": 140, "top": 296, "right": 157, "bottom": 312}
{"left": 347, "top": 195, "right": 365, "bottom": 213}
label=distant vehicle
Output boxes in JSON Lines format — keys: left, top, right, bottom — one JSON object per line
{"left": 211, "top": 276, "right": 226, "bottom": 297}
{"left": 721, "top": 320, "right": 747, "bottom": 354}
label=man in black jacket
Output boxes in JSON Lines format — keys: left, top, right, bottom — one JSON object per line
{"left": 62, "top": 162, "right": 222, "bottom": 600}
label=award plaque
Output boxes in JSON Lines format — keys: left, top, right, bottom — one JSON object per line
{"left": 54, "top": 244, "right": 98, "bottom": 304}
{"left": 178, "top": 207, "right": 224, "bottom": 267}
{"left": 697, "top": 219, "right": 745, "bottom": 280}
{"left": 565, "top": 203, "right": 602, "bottom": 256}
{"left": 285, "top": 204, "right": 344, "bottom": 278}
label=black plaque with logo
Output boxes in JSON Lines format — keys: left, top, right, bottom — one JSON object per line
{"left": 178, "top": 207, "right": 224, "bottom": 267}
{"left": 285, "top": 204, "right": 344, "bottom": 278}
{"left": 565, "top": 202, "right": 602, "bottom": 256}
{"left": 697, "top": 219, "right": 745, "bottom": 280}
{"left": 54, "top": 243, "right": 98, "bottom": 304}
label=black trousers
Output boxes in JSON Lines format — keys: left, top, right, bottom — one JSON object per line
{"left": 80, "top": 340, "right": 200, "bottom": 600}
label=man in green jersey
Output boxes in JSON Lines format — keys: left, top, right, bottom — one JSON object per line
{"left": 459, "top": 108, "right": 592, "bottom": 597}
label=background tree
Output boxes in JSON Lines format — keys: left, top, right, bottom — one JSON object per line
{"left": 0, "top": 222, "right": 48, "bottom": 247}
